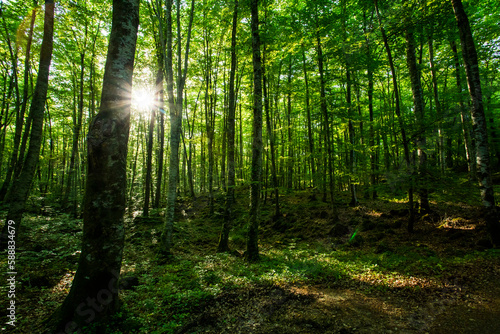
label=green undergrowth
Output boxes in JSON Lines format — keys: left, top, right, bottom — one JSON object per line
{"left": 2, "top": 184, "right": 500, "bottom": 333}
{"left": 115, "top": 241, "right": 500, "bottom": 333}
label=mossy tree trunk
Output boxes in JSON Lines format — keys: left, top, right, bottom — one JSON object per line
{"left": 44, "top": 0, "right": 139, "bottom": 331}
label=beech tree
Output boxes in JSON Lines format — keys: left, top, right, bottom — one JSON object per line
{"left": 246, "top": 0, "right": 263, "bottom": 262}
{"left": 45, "top": 0, "right": 139, "bottom": 331}
{"left": 451, "top": 0, "right": 500, "bottom": 245}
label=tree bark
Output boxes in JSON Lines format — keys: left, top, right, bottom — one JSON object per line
{"left": 451, "top": 40, "right": 476, "bottom": 178}
{"left": 143, "top": 107, "right": 155, "bottom": 216}
{"left": 159, "top": 0, "right": 195, "bottom": 256}
{"left": 0, "top": 5, "right": 35, "bottom": 202}
{"left": 0, "top": 0, "right": 54, "bottom": 249}
{"left": 451, "top": 0, "right": 499, "bottom": 245}
{"left": 218, "top": 0, "right": 238, "bottom": 252}
{"left": 44, "top": 0, "right": 139, "bottom": 331}
{"left": 405, "top": 25, "right": 430, "bottom": 213}
{"left": 246, "top": 0, "right": 263, "bottom": 262}
{"left": 374, "top": 0, "right": 415, "bottom": 232}
{"left": 301, "top": 46, "right": 315, "bottom": 189}
{"left": 316, "top": 34, "right": 335, "bottom": 209}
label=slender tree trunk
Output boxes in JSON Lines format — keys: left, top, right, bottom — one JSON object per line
{"left": 0, "top": 6, "right": 35, "bottom": 202}
{"left": 451, "top": 40, "right": 476, "bottom": 178}
{"left": 346, "top": 65, "right": 358, "bottom": 207}
{"left": 143, "top": 107, "right": 155, "bottom": 216}
{"left": 301, "top": 47, "right": 315, "bottom": 189}
{"left": 218, "top": 0, "right": 238, "bottom": 252}
{"left": 375, "top": 0, "right": 415, "bottom": 231}
{"left": 1, "top": 0, "right": 54, "bottom": 249}
{"left": 317, "top": 34, "right": 335, "bottom": 210}
{"left": 154, "top": 60, "right": 165, "bottom": 208}
{"left": 64, "top": 47, "right": 86, "bottom": 217}
{"left": 263, "top": 46, "right": 280, "bottom": 218}
{"left": 246, "top": 0, "right": 263, "bottom": 262}
{"left": 405, "top": 25, "right": 430, "bottom": 213}
{"left": 286, "top": 57, "right": 293, "bottom": 190}
{"left": 160, "top": 0, "right": 194, "bottom": 256}
{"left": 363, "top": 12, "right": 377, "bottom": 199}
{"left": 451, "top": 0, "right": 499, "bottom": 245}
{"left": 428, "top": 31, "right": 445, "bottom": 173}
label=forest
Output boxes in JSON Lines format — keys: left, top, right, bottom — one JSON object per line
{"left": 0, "top": 0, "right": 500, "bottom": 332}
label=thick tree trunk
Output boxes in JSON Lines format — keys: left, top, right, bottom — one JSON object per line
{"left": 44, "top": 1, "right": 139, "bottom": 331}
{"left": 246, "top": 0, "right": 263, "bottom": 262}
{"left": 0, "top": 0, "right": 54, "bottom": 249}
{"left": 451, "top": 0, "right": 499, "bottom": 245}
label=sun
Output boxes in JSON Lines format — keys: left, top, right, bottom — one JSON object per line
{"left": 132, "top": 87, "right": 156, "bottom": 112}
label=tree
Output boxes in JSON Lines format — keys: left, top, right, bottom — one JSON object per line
{"left": 0, "top": 0, "right": 54, "bottom": 249}
{"left": 246, "top": 0, "right": 263, "bottom": 262}
{"left": 374, "top": 0, "right": 415, "bottom": 232}
{"left": 218, "top": 0, "right": 238, "bottom": 253}
{"left": 404, "top": 8, "right": 430, "bottom": 213}
{"left": 44, "top": 0, "right": 139, "bottom": 331}
{"left": 158, "top": 0, "right": 195, "bottom": 256}
{"left": 451, "top": 0, "right": 500, "bottom": 245}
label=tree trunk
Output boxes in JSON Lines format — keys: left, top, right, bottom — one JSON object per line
{"left": 286, "top": 57, "right": 293, "bottom": 190}
{"left": 218, "top": 0, "right": 238, "bottom": 252}
{"left": 143, "top": 107, "right": 155, "bottom": 216}
{"left": 451, "top": 40, "right": 476, "bottom": 178}
{"left": 301, "top": 46, "right": 315, "bottom": 189}
{"left": 44, "top": 0, "right": 138, "bottom": 331}
{"left": 317, "top": 34, "right": 335, "bottom": 210}
{"left": 374, "top": 0, "right": 415, "bottom": 232}
{"left": 363, "top": 12, "right": 377, "bottom": 199}
{"left": 1, "top": 0, "right": 54, "bottom": 249}
{"left": 246, "top": 0, "right": 263, "bottom": 262}
{"left": 154, "top": 60, "right": 165, "bottom": 208}
{"left": 263, "top": 45, "right": 280, "bottom": 218}
{"left": 451, "top": 0, "right": 499, "bottom": 245}
{"left": 64, "top": 48, "right": 87, "bottom": 217}
{"left": 0, "top": 6, "right": 36, "bottom": 202}
{"left": 405, "top": 25, "right": 430, "bottom": 213}
{"left": 160, "top": 0, "right": 195, "bottom": 256}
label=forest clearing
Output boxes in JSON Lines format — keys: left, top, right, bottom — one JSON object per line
{"left": 1, "top": 0, "right": 500, "bottom": 332}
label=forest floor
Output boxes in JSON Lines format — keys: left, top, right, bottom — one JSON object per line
{"left": 2, "top": 183, "right": 500, "bottom": 333}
